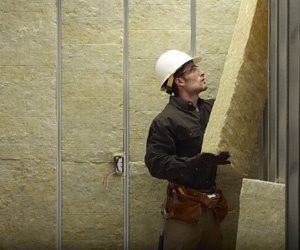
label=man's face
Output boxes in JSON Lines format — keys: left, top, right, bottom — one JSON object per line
{"left": 179, "top": 63, "right": 207, "bottom": 94}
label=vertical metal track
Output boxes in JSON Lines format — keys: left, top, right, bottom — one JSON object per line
{"left": 286, "top": 0, "right": 299, "bottom": 248}
{"left": 190, "top": 0, "right": 196, "bottom": 57}
{"left": 275, "top": 1, "right": 289, "bottom": 183}
{"left": 267, "top": 0, "right": 288, "bottom": 183}
{"left": 277, "top": 0, "right": 288, "bottom": 184}
{"left": 267, "top": 0, "right": 279, "bottom": 182}
{"left": 123, "top": 0, "right": 130, "bottom": 249}
{"left": 56, "top": 0, "right": 62, "bottom": 249}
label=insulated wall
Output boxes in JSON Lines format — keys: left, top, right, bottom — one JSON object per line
{"left": 60, "top": 1, "right": 124, "bottom": 248}
{"left": 0, "top": 1, "right": 242, "bottom": 249}
{"left": 0, "top": 1, "right": 57, "bottom": 248}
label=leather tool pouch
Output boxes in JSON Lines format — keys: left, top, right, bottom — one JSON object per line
{"left": 165, "top": 190, "right": 202, "bottom": 223}
{"left": 163, "top": 183, "right": 228, "bottom": 224}
{"left": 212, "top": 189, "right": 228, "bottom": 222}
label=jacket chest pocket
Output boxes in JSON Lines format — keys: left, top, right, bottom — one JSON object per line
{"left": 177, "top": 127, "right": 202, "bottom": 141}
{"left": 176, "top": 127, "right": 203, "bottom": 154}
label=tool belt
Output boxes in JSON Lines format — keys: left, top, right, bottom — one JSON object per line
{"left": 162, "top": 183, "right": 228, "bottom": 224}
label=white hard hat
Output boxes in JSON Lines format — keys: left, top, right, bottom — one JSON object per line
{"left": 155, "top": 50, "right": 202, "bottom": 91}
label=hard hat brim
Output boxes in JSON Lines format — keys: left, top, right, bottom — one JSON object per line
{"left": 192, "top": 56, "right": 202, "bottom": 65}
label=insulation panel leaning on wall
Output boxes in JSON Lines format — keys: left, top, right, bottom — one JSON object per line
{"left": 201, "top": 0, "right": 268, "bottom": 176}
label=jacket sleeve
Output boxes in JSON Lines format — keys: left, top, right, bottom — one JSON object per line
{"left": 144, "top": 118, "right": 201, "bottom": 180}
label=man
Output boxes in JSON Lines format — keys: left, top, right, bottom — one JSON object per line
{"left": 145, "top": 50, "right": 230, "bottom": 250}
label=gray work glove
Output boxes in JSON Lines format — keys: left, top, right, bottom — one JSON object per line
{"left": 198, "top": 151, "right": 231, "bottom": 167}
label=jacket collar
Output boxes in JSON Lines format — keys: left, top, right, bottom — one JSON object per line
{"left": 169, "top": 96, "right": 204, "bottom": 111}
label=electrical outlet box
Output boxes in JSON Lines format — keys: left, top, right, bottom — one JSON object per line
{"left": 113, "top": 156, "right": 123, "bottom": 174}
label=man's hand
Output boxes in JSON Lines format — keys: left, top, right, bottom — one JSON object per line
{"left": 198, "top": 151, "right": 231, "bottom": 167}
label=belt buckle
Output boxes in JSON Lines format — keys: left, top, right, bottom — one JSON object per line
{"left": 207, "top": 192, "right": 219, "bottom": 200}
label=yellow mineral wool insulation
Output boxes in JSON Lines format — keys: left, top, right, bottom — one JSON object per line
{"left": 236, "top": 179, "right": 285, "bottom": 249}
{"left": 202, "top": 0, "right": 268, "bottom": 175}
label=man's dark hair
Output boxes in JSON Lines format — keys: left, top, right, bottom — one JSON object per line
{"left": 164, "top": 66, "right": 186, "bottom": 97}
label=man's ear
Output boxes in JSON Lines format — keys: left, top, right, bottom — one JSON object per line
{"left": 174, "top": 77, "right": 185, "bottom": 87}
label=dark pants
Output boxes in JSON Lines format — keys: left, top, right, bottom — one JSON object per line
{"left": 163, "top": 207, "right": 222, "bottom": 250}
